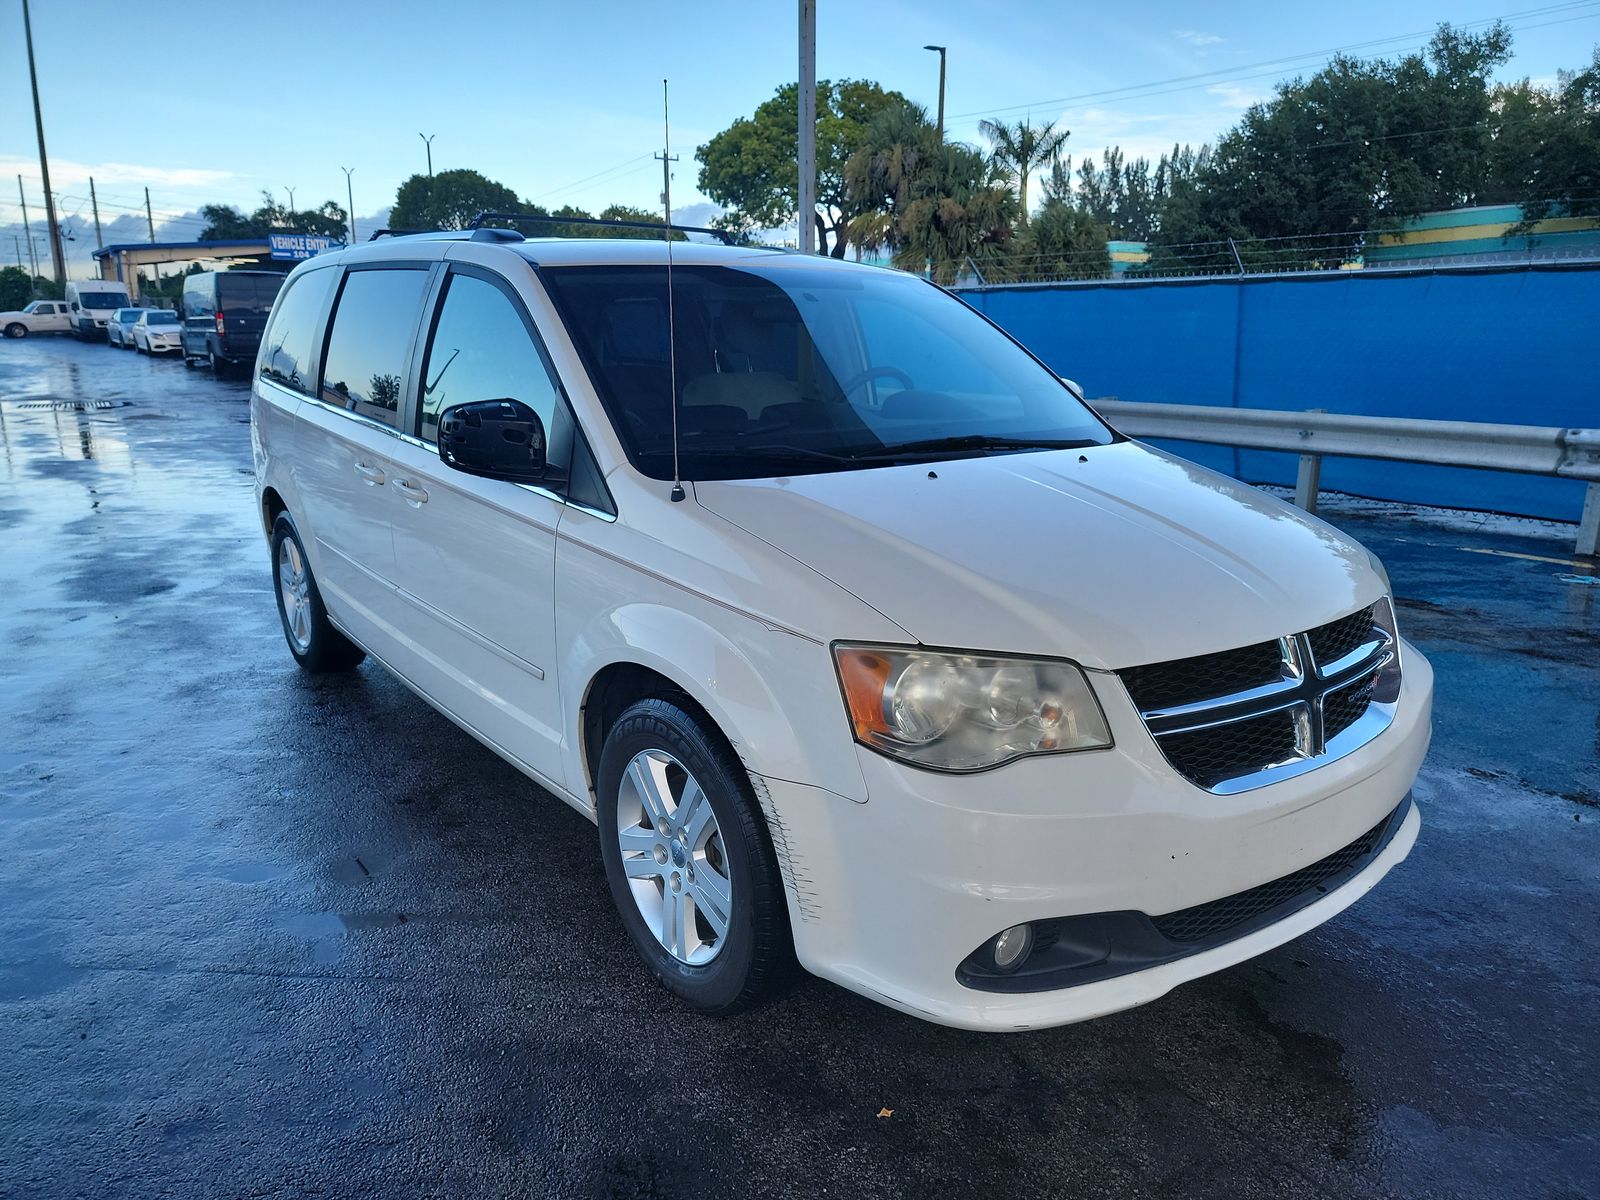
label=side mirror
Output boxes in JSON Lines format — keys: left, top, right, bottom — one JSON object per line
{"left": 1058, "top": 376, "right": 1085, "bottom": 401}
{"left": 437, "top": 399, "right": 549, "bottom": 484}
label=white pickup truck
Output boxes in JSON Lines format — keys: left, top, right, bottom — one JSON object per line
{"left": 1, "top": 299, "right": 72, "bottom": 338}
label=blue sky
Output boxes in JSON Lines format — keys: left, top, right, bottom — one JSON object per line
{"left": 3, "top": 0, "right": 1598, "bottom": 278}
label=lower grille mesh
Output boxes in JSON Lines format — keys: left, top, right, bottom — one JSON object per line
{"left": 1151, "top": 805, "right": 1399, "bottom": 944}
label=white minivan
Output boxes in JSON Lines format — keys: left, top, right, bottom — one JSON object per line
{"left": 65, "top": 279, "right": 132, "bottom": 340}
{"left": 251, "top": 229, "right": 1432, "bottom": 1031}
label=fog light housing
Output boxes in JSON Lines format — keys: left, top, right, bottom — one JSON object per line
{"left": 991, "top": 923, "right": 1034, "bottom": 972}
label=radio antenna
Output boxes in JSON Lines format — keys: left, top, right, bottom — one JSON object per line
{"left": 655, "top": 79, "right": 685, "bottom": 502}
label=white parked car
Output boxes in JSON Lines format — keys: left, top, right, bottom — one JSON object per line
{"left": 107, "top": 307, "right": 149, "bottom": 348}
{"left": 1, "top": 299, "right": 72, "bottom": 338}
{"left": 251, "top": 230, "right": 1432, "bottom": 1031}
{"left": 132, "top": 309, "right": 182, "bottom": 355}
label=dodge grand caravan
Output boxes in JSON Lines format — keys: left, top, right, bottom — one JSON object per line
{"left": 251, "top": 229, "right": 1431, "bottom": 1031}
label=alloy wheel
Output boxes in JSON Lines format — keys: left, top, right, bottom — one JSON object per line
{"left": 277, "top": 537, "right": 312, "bottom": 652}
{"left": 615, "top": 749, "right": 733, "bottom": 965}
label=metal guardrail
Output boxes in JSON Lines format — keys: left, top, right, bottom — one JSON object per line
{"left": 1093, "top": 400, "right": 1600, "bottom": 557}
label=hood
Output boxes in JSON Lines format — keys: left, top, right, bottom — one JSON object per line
{"left": 691, "top": 442, "right": 1380, "bottom": 670}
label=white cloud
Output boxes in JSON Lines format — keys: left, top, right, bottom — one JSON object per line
{"left": 1207, "top": 82, "right": 1271, "bottom": 110}
{"left": 0, "top": 154, "right": 235, "bottom": 193}
{"left": 1175, "top": 30, "right": 1224, "bottom": 47}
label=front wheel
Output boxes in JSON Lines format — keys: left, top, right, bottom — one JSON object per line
{"left": 270, "top": 514, "right": 365, "bottom": 673}
{"left": 596, "top": 698, "right": 793, "bottom": 1015}
{"left": 4, "top": 323, "right": 26, "bottom": 339}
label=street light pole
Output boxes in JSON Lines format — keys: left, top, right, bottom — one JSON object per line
{"left": 923, "top": 45, "right": 947, "bottom": 141}
{"left": 283, "top": 186, "right": 297, "bottom": 220}
{"left": 341, "top": 167, "right": 356, "bottom": 244}
{"left": 419, "top": 133, "right": 435, "bottom": 177}
{"left": 22, "top": 0, "right": 66, "bottom": 285}
{"left": 797, "top": 0, "right": 816, "bottom": 254}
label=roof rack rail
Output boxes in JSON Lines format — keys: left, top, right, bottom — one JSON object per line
{"left": 367, "top": 228, "right": 426, "bottom": 240}
{"left": 467, "top": 211, "right": 736, "bottom": 246}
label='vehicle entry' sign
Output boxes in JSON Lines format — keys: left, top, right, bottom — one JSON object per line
{"left": 268, "top": 234, "right": 339, "bottom": 260}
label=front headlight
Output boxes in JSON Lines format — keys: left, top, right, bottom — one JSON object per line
{"left": 834, "top": 645, "right": 1112, "bottom": 772}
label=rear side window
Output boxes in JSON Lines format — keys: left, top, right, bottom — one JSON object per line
{"left": 259, "top": 268, "right": 336, "bottom": 394}
{"left": 319, "top": 268, "right": 430, "bottom": 429}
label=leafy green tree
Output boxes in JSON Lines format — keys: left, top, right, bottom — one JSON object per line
{"left": 0, "top": 265, "right": 31, "bottom": 310}
{"left": 391, "top": 169, "right": 521, "bottom": 231}
{"left": 845, "top": 102, "right": 1019, "bottom": 283}
{"left": 1013, "top": 198, "right": 1112, "bottom": 280}
{"left": 1153, "top": 23, "right": 1515, "bottom": 269}
{"left": 697, "top": 79, "right": 908, "bottom": 256}
{"left": 1495, "top": 49, "right": 1600, "bottom": 225}
{"left": 200, "top": 191, "right": 349, "bottom": 241}
{"left": 977, "top": 117, "right": 1070, "bottom": 224}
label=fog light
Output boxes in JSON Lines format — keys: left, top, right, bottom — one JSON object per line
{"left": 991, "top": 923, "right": 1034, "bottom": 972}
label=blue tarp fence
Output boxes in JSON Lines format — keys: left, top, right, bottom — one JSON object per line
{"left": 959, "top": 263, "right": 1599, "bottom": 522}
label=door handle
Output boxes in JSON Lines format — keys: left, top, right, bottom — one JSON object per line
{"left": 354, "top": 461, "right": 386, "bottom": 486}
{"left": 391, "top": 479, "right": 430, "bottom": 506}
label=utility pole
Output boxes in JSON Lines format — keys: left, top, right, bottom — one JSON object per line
{"left": 89, "top": 176, "right": 103, "bottom": 248}
{"left": 924, "top": 45, "right": 947, "bottom": 141}
{"left": 145, "top": 187, "right": 161, "bottom": 299}
{"left": 419, "top": 133, "right": 435, "bottom": 177}
{"left": 17, "top": 176, "right": 39, "bottom": 281}
{"left": 341, "top": 167, "right": 356, "bottom": 244}
{"left": 797, "top": 0, "right": 817, "bottom": 254}
{"left": 22, "top": 0, "right": 66, "bottom": 284}
{"left": 283, "top": 186, "right": 296, "bottom": 219}
{"left": 12, "top": 235, "right": 24, "bottom": 270}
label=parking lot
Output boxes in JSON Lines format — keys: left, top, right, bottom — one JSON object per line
{"left": 1, "top": 337, "right": 1596, "bottom": 1199}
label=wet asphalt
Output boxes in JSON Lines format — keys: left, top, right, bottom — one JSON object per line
{"left": 0, "top": 336, "right": 1596, "bottom": 1200}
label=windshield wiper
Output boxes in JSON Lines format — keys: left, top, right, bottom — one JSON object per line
{"left": 850, "top": 434, "right": 1102, "bottom": 461}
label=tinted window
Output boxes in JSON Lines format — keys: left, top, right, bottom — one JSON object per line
{"left": 218, "top": 273, "right": 286, "bottom": 312}
{"left": 259, "top": 268, "right": 337, "bottom": 394}
{"left": 418, "top": 272, "right": 564, "bottom": 447}
{"left": 147, "top": 311, "right": 179, "bottom": 325}
{"left": 77, "top": 292, "right": 126, "bottom": 310}
{"left": 320, "top": 268, "right": 430, "bottom": 428}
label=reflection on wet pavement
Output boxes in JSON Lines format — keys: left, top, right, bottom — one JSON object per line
{"left": 1, "top": 339, "right": 1595, "bottom": 1199}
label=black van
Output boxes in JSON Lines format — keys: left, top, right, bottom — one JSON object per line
{"left": 181, "top": 271, "right": 287, "bottom": 376}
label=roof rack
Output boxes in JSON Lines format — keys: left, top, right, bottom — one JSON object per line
{"left": 467, "top": 211, "right": 736, "bottom": 246}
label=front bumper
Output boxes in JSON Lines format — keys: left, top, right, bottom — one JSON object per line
{"left": 760, "top": 640, "right": 1432, "bottom": 1031}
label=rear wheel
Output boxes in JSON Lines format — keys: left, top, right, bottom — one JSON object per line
{"left": 4, "top": 323, "right": 25, "bottom": 339}
{"left": 270, "top": 514, "right": 365, "bottom": 673}
{"left": 596, "top": 698, "right": 792, "bottom": 1015}
{"left": 209, "top": 350, "right": 229, "bottom": 377}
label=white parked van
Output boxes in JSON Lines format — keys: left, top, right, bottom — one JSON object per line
{"left": 65, "top": 279, "right": 132, "bottom": 340}
{"left": 251, "top": 228, "right": 1432, "bottom": 1031}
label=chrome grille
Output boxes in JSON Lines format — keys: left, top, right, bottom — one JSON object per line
{"left": 1119, "top": 601, "right": 1400, "bottom": 794}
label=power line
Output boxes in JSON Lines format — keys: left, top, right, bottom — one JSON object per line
{"left": 946, "top": 0, "right": 1600, "bottom": 126}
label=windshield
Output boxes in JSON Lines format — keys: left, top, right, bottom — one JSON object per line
{"left": 146, "top": 310, "right": 179, "bottom": 325}
{"left": 22, "top": 302, "right": 40, "bottom": 313}
{"left": 115, "top": 309, "right": 143, "bottom": 322}
{"left": 77, "top": 292, "right": 126, "bottom": 310}
{"left": 539, "top": 262, "right": 1112, "bottom": 480}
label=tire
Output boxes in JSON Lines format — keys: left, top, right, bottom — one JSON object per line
{"left": 596, "top": 697, "right": 792, "bottom": 1015}
{"left": 209, "top": 351, "right": 227, "bottom": 378}
{"left": 269, "top": 513, "right": 365, "bottom": 673}
{"left": 135, "top": 341, "right": 146, "bottom": 355}
{"left": 4, "top": 323, "right": 26, "bottom": 339}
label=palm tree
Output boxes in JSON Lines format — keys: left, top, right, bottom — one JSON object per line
{"left": 978, "top": 117, "right": 1071, "bottom": 224}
